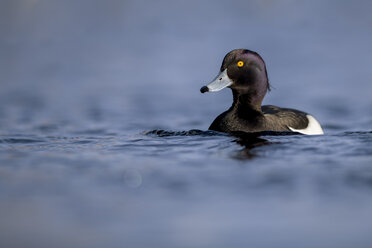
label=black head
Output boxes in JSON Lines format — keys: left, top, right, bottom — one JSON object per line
{"left": 201, "top": 49, "right": 270, "bottom": 106}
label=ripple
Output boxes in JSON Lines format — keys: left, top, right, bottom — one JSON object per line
{"left": 71, "top": 140, "right": 93, "bottom": 144}
{"left": 144, "top": 129, "right": 224, "bottom": 137}
{"left": 144, "top": 129, "right": 302, "bottom": 138}
{"left": 344, "top": 131, "right": 372, "bottom": 135}
{"left": 72, "top": 129, "right": 115, "bottom": 136}
{"left": 0, "top": 138, "right": 45, "bottom": 144}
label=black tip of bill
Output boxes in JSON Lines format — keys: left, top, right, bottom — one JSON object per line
{"left": 200, "top": 86, "right": 209, "bottom": 93}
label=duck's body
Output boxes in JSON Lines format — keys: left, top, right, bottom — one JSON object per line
{"left": 209, "top": 104, "right": 323, "bottom": 135}
{"left": 201, "top": 49, "right": 324, "bottom": 135}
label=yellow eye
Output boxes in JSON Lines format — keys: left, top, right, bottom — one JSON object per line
{"left": 237, "top": 61, "right": 244, "bottom": 67}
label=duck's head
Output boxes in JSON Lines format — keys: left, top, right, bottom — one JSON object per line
{"left": 201, "top": 49, "right": 270, "bottom": 105}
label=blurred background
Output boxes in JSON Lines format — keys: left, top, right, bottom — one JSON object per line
{"left": 1, "top": 0, "right": 372, "bottom": 132}
{"left": 1, "top": 0, "right": 372, "bottom": 248}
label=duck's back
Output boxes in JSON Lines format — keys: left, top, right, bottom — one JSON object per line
{"left": 262, "top": 105, "right": 324, "bottom": 135}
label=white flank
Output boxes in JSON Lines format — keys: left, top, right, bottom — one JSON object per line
{"left": 288, "top": 115, "right": 324, "bottom": 135}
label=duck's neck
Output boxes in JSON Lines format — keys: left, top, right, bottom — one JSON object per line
{"left": 231, "top": 90, "right": 263, "bottom": 119}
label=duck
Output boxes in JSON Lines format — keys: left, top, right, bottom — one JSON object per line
{"left": 200, "top": 49, "right": 324, "bottom": 135}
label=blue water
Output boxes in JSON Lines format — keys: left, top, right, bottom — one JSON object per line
{"left": 1, "top": 0, "right": 372, "bottom": 247}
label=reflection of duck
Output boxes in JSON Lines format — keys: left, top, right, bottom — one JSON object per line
{"left": 201, "top": 49, "right": 324, "bottom": 135}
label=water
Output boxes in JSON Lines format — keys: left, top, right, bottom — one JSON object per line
{"left": 1, "top": 0, "right": 372, "bottom": 247}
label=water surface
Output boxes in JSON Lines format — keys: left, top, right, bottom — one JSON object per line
{"left": 1, "top": 0, "right": 372, "bottom": 247}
